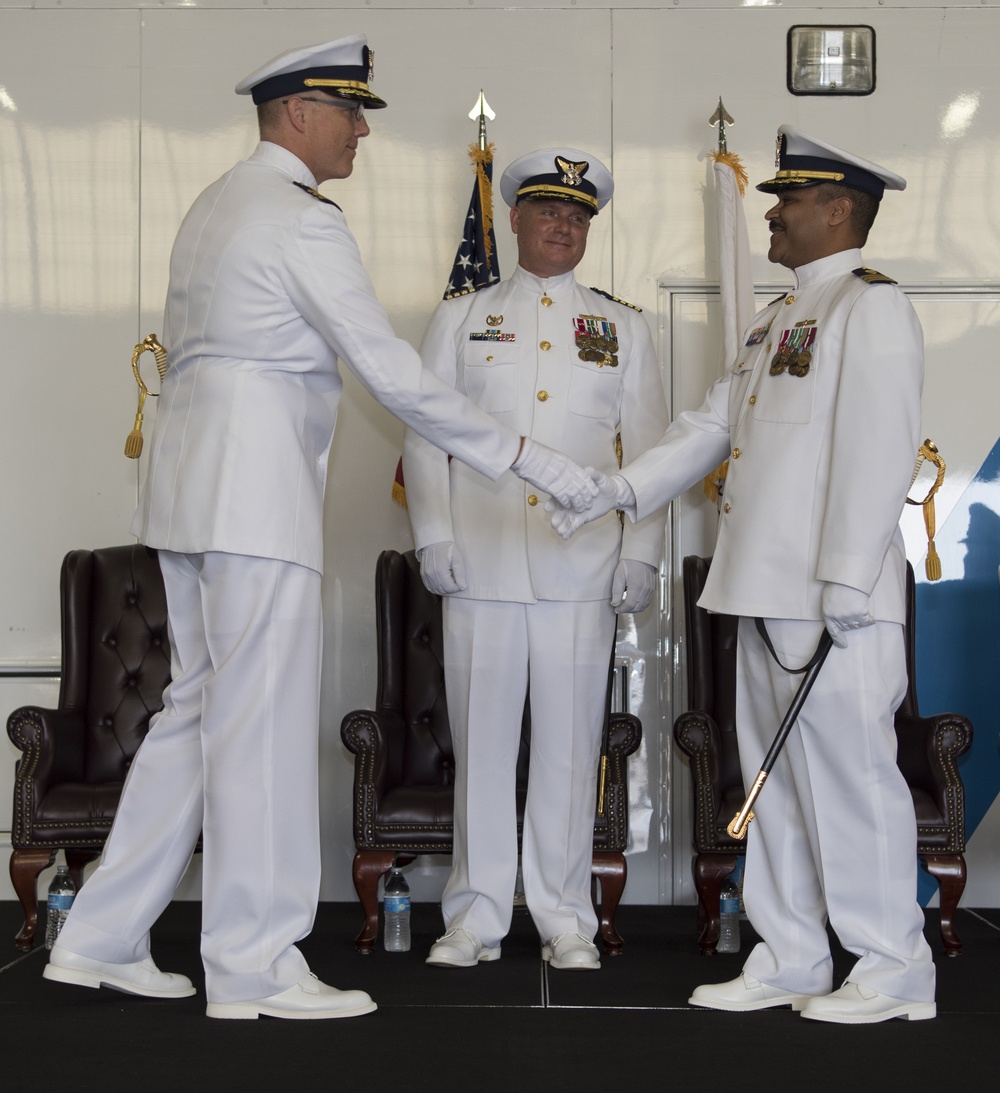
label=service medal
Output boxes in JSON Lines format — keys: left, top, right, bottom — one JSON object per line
{"left": 770, "top": 346, "right": 794, "bottom": 375}
{"left": 788, "top": 349, "right": 812, "bottom": 377}
{"left": 574, "top": 315, "right": 619, "bottom": 367}
{"left": 771, "top": 324, "right": 816, "bottom": 377}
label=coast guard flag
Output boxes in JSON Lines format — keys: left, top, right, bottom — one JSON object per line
{"left": 703, "top": 148, "right": 755, "bottom": 507}
{"left": 712, "top": 150, "right": 755, "bottom": 368}
{"left": 393, "top": 143, "right": 502, "bottom": 506}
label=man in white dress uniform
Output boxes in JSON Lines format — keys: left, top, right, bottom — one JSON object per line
{"left": 43, "top": 37, "right": 598, "bottom": 1020}
{"left": 403, "top": 150, "right": 669, "bottom": 970}
{"left": 549, "top": 127, "right": 936, "bottom": 1022}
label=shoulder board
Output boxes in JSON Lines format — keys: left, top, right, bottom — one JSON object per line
{"left": 293, "top": 180, "right": 342, "bottom": 210}
{"left": 853, "top": 266, "right": 897, "bottom": 286}
{"left": 589, "top": 287, "right": 641, "bottom": 312}
{"left": 767, "top": 292, "right": 788, "bottom": 306}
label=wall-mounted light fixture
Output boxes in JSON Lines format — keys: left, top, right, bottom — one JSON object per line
{"left": 787, "top": 25, "right": 876, "bottom": 96}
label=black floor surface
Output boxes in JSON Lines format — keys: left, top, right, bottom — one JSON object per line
{"left": 2, "top": 900, "right": 997, "bottom": 1090}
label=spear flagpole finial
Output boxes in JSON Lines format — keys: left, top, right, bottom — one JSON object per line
{"left": 468, "top": 89, "right": 496, "bottom": 151}
{"left": 709, "top": 97, "right": 735, "bottom": 155}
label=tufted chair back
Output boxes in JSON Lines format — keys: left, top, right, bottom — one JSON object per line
{"left": 341, "top": 549, "right": 641, "bottom": 954}
{"left": 7, "top": 545, "right": 170, "bottom": 949}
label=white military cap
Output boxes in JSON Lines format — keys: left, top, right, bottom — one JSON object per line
{"left": 757, "top": 125, "right": 905, "bottom": 200}
{"left": 235, "top": 34, "right": 387, "bottom": 108}
{"left": 500, "top": 148, "right": 614, "bottom": 214}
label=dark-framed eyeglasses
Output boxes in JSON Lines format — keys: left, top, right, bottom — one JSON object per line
{"left": 283, "top": 95, "right": 365, "bottom": 121}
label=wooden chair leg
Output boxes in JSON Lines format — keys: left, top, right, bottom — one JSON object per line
{"left": 591, "top": 850, "right": 626, "bottom": 956}
{"left": 351, "top": 849, "right": 396, "bottom": 954}
{"left": 693, "top": 852, "right": 738, "bottom": 956}
{"left": 10, "top": 848, "right": 55, "bottom": 951}
{"left": 921, "top": 852, "right": 966, "bottom": 957}
{"left": 64, "top": 849, "right": 99, "bottom": 895}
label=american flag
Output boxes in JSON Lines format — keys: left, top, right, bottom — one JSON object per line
{"left": 393, "top": 142, "right": 502, "bottom": 507}
{"left": 443, "top": 143, "right": 501, "bottom": 299}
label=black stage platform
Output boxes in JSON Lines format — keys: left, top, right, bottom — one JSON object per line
{"left": 2, "top": 900, "right": 996, "bottom": 1090}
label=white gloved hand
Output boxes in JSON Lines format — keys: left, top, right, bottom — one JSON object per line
{"left": 545, "top": 471, "right": 635, "bottom": 540}
{"left": 610, "top": 560, "right": 657, "bottom": 615}
{"left": 821, "top": 581, "right": 874, "bottom": 648}
{"left": 511, "top": 437, "right": 599, "bottom": 513}
{"left": 417, "top": 541, "right": 467, "bottom": 595}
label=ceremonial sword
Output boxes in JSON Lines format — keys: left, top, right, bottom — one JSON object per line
{"left": 727, "top": 622, "right": 835, "bottom": 840}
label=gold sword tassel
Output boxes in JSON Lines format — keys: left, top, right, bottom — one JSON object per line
{"left": 124, "top": 334, "right": 168, "bottom": 459}
{"left": 905, "top": 440, "right": 946, "bottom": 581}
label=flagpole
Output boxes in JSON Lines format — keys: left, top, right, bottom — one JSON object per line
{"left": 391, "top": 90, "right": 501, "bottom": 506}
{"left": 469, "top": 89, "right": 494, "bottom": 152}
{"left": 703, "top": 98, "right": 754, "bottom": 508}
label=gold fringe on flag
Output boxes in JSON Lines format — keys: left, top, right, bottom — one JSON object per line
{"left": 709, "top": 150, "right": 749, "bottom": 198}
{"left": 703, "top": 460, "right": 729, "bottom": 507}
{"left": 470, "top": 142, "right": 496, "bottom": 267}
{"left": 392, "top": 457, "right": 407, "bottom": 509}
{"left": 905, "top": 439, "right": 946, "bottom": 581}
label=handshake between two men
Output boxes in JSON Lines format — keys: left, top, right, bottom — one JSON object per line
{"left": 537, "top": 451, "right": 874, "bottom": 648}
{"left": 542, "top": 466, "right": 635, "bottom": 541}
{"left": 421, "top": 440, "right": 655, "bottom": 616}
{"left": 510, "top": 436, "right": 632, "bottom": 531}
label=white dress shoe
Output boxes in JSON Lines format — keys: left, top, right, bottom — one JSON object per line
{"left": 206, "top": 973, "right": 377, "bottom": 1020}
{"left": 542, "top": 933, "right": 601, "bottom": 971}
{"left": 800, "top": 981, "right": 936, "bottom": 1024}
{"left": 688, "top": 972, "right": 812, "bottom": 1012}
{"left": 425, "top": 928, "right": 501, "bottom": 967}
{"left": 43, "top": 946, "right": 196, "bottom": 998}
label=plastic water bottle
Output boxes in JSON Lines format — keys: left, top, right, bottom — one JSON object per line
{"left": 383, "top": 867, "right": 411, "bottom": 952}
{"left": 45, "top": 865, "right": 76, "bottom": 950}
{"left": 717, "top": 874, "right": 741, "bottom": 954}
{"left": 734, "top": 857, "right": 749, "bottom": 920}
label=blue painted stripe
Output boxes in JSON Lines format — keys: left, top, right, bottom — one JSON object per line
{"left": 914, "top": 436, "right": 1000, "bottom": 904}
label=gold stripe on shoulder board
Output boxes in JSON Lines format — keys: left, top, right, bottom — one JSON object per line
{"left": 589, "top": 287, "right": 642, "bottom": 312}
{"left": 853, "top": 266, "right": 897, "bottom": 285}
{"left": 293, "top": 181, "right": 342, "bottom": 210}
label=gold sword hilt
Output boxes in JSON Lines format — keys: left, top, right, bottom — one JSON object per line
{"left": 906, "top": 439, "right": 946, "bottom": 581}
{"left": 124, "top": 334, "right": 168, "bottom": 459}
{"left": 727, "top": 770, "right": 768, "bottom": 840}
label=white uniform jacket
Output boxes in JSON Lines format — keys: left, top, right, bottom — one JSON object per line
{"left": 621, "top": 248, "right": 923, "bottom": 622}
{"left": 132, "top": 142, "right": 520, "bottom": 574}
{"left": 403, "top": 266, "right": 669, "bottom": 602}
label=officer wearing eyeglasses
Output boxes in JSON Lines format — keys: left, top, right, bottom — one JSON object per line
{"left": 44, "top": 34, "right": 596, "bottom": 1022}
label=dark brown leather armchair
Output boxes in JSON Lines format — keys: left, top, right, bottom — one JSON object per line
{"left": 340, "top": 548, "right": 642, "bottom": 955}
{"left": 674, "top": 554, "right": 973, "bottom": 956}
{"left": 7, "top": 545, "right": 170, "bottom": 949}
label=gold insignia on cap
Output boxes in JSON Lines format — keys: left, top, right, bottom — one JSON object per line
{"left": 556, "top": 156, "right": 589, "bottom": 188}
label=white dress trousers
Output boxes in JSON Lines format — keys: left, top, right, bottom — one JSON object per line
{"left": 57, "top": 551, "right": 323, "bottom": 1003}
{"left": 737, "top": 616, "right": 936, "bottom": 1003}
{"left": 440, "top": 597, "right": 617, "bottom": 948}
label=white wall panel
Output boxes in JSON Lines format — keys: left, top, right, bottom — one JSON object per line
{"left": 0, "top": 10, "right": 140, "bottom": 668}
